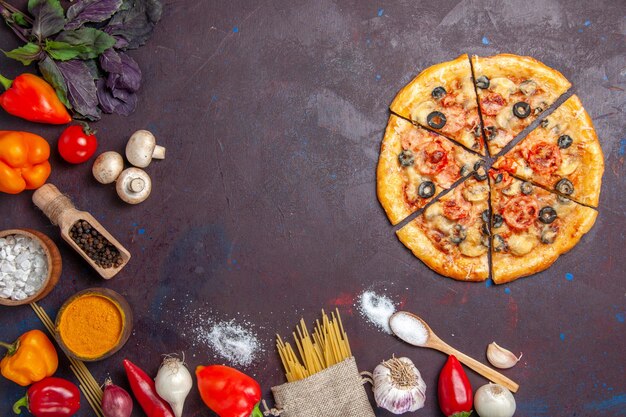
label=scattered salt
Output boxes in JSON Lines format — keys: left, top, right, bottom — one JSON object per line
{"left": 357, "top": 290, "right": 397, "bottom": 334}
{"left": 389, "top": 313, "right": 429, "bottom": 346}
{"left": 0, "top": 235, "right": 48, "bottom": 300}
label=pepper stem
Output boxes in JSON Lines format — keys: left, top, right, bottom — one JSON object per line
{"left": 0, "top": 73, "right": 13, "bottom": 90}
{"left": 250, "top": 404, "right": 264, "bottom": 417}
{"left": 12, "top": 396, "right": 28, "bottom": 415}
{"left": 0, "top": 340, "right": 17, "bottom": 355}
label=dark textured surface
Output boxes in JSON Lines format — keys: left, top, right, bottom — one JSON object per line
{"left": 1, "top": 1, "right": 625, "bottom": 416}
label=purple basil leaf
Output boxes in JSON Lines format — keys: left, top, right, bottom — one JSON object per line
{"left": 99, "top": 48, "right": 123, "bottom": 73}
{"left": 117, "top": 52, "right": 141, "bottom": 91}
{"left": 28, "top": 0, "right": 65, "bottom": 38}
{"left": 65, "top": 0, "right": 123, "bottom": 30}
{"left": 96, "top": 79, "right": 137, "bottom": 115}
{"left": 105, "top": 0, "right": 162, "bottom": 50}
{"left": 38, "top": 54, "right": 71, "bottom": 108}
{"left": 57, "top": 59, "right": 101, "bottom": 121}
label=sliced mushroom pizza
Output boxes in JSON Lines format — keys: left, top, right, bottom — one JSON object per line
{"left": 377, "top": 115, "right": 482, "bottom": 225}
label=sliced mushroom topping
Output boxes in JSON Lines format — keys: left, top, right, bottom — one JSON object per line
{"left": 463, "top": 183, "right": 489, "bottom": 202}
{"left": 521, "top": 182, "right": 533, "bottom": 195}
{"left": 519, "top": 79, "right": 538, "bottom": 96}
{"left": 541, "top": 226, "right": 558, "bottom": 244}
{"left": 558, "top": 134, "right": 573, "bottom": 149}
{"left": 398, "top": 149, "right": 415, "bottom": 167}
{"left": 539, "top": 206, "right": 557, "bottom": 224}
{"left": 450, "top": 224, "right": 467, "bottom": 244}
{"left": 493, "top": 214, "right": 504, "bottom": 228}
{"left": 418, "top": 181, "right": 436, "bottom": 198}
{"left": 493, "top": 234, "right": 508, "bottom": 252}
{"left": 427, "top": 111, "right": 447, "bottom": 129}
{"left": 473, "top": 161, "right": 488, "bottom": 181}
{"left": 484, "top": 126, "right": 497, "bottom": 141}
{"left": 555, "top": 178, "right": 574, "bottom": 195}
{"left": 513, "top": 102, "right": 531, "bottom": 118}
{"left": 476, "top": 75, "right": 490, "bottom": 89}
{"left": 431, "top": 86, "right": 446, "bottom": 99}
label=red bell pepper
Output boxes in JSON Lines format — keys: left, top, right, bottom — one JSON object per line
{"left": 123, "top": 359, "right": 174, "bottom": 417}
{"left": 438, "top": 355, "right": 473, "bottom": 417}
{"left": 196, "top": 365, "right": 263, "bottom": 417}
{"left": 13, "top": 377, "right": 80, "bottom": 417}
{"left": 0, "top": 73, "right": 71, "bottom": 124}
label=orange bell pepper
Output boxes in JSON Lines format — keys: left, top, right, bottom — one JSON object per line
{"left": 0, "top": 329, "right": 59, "bottom": 386}
{"left": 0, "top": 131, "right": 51, "bottom": 194}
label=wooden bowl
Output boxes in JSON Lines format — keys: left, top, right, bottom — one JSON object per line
{"left": 0, "top": 229, "right": 62, "bottom": 307}
{"left": 55, "top": 288, "right": 133, "bottom": 362}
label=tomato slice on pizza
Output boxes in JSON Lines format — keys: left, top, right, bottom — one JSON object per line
{"left": 396, "top": 176, "right": 490, "bottom": 281}
{"left": 492, "top": 95, "right": 604, "bottom": 207}
{"left": 390, "top": 54, "right": 485, "bottom": 155}
{"left": 471, "top": 54, "right": 571, "bottom": 156}
{"left": 489, "top": 169, "right": 597, "bottom": 284}
{"left": 377, "top": 115, "right": 482, "bottom": 225}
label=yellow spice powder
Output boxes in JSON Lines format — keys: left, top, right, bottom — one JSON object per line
{"left": 58, "top": 294, "right": 123, "bottom": 359}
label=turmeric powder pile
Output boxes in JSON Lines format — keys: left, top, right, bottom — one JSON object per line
{"left": 58, "top": 294, "right": 124, "bottom": 359}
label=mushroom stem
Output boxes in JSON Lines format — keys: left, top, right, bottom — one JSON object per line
{"left": 128, "top": 178, "right": 145, "bottom": 193}
{"left": 152, "top": 145, "right": 166, "bottom": 159}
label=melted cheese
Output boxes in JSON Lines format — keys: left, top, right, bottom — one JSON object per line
{"left": 489, "top": 77, "right": 518, "bottom": 100}
{"left": 424, "top": 203, "right": 443, "bottom": 220}
{"left": 507, "top": 233, "right": 538, "bottom": 256}
{"left": 557, "top": 155, "right": 580, "bottom": 176}
{"left": 496, "top": 105, "right": 514, "bottom": 129}
{"left": 459, "top": 228, "right": 487, "bottom": 257}
{"left": 411, "top": 101, "right": 436, "bottom": 124}
{"left": 462, "top": 183, "right": 489, "bottom": 202}
{"left": 459, "top": 80, "right": 477, "bottom": 108}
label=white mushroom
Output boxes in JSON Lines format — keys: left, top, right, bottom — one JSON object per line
{"left": 116, "top": 168, "right": 152, "bottom": 204}
{"left": 125, "top": 130, "right": 165, "bottom": 168}
{"left": 93, "top": 151, "right": 124, "bottom": 184}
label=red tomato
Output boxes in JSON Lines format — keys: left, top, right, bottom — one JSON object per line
{"left": 480, "top": 92, "right": 506, "bottom": 116}
{"left": 58, "top": 125, "right": 98, "bottom": 164}
{"left": 416, "top": 140, "right": 449, "bottom": 175}
{"left": 442, "top": 194, "right": 471, "bottom": 221}
{"left": 503, "top": 195, "right": 539, "bottom": 230}
{"left": 527, "top": 142, "right": 562, "bottom": 174}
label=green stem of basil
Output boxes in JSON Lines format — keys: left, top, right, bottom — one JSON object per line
{"left": 0, "top": 0, "right": 33, "bottom": 24}
{"left": 0, "top": 73, "right": 13, "bottom": 91}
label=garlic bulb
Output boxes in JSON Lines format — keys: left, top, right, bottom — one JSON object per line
{"left": 486, "top": 342, "right": 522, "bottom": 369}
{"left": 373, "top": 356, "right": 426, "bottom": 414}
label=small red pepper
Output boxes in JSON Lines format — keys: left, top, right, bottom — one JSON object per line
{"left": 13, "top": 377, "right": 80, "bottom": 417}
{"left": 123, "top": 359, "right": 174, "bottom": 417}
{"left": 196, "top": 365, "right": 263, "bottom": 417}
{"left": 438, "top": 355, "right": 473, "bottom": 417}
{"left": 0, "top": 73, "right": 71, "bottom": 125}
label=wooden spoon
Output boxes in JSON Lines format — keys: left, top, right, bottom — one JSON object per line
{"left": 390, "top": 311, "right": 519, "bottom": 393}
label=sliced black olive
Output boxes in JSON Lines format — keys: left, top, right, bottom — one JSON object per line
{"left": 555, "top": 178, "right": 574, "bottom": 195}
{"left": 493, "top": 214, "right": 503, "bottom": 228}
{"left": 418, "top": 181, "right": 436, "bottom": 198}
{"left": 398, "top": 149, "right": 414, "bottom": 167}
{"left": 493, "top": 234, "right": 508, "bottom": 252}
{"left": 432, "top": 86, "right": 446, "bottom": 99}
{"left": 484, "top": 126, "right": 497, "bottom": 141}
{"left": 460, "top": 165, "right": 471, "bottom": 177}
{"left": 472, "top": 123, "right": 482, "bottom": 137}
{"left": 494, "top": 172, "right": 503, "bottom": 184}
{"left": 481, "top": 222, "right": 490, "bottom": 236}
{"left": 476, "top": 75, "right": 490, "bottom": 89}
{"left": 557, "top": 194, "right": 571, "bottom": 204}
{"left": 540, "top": 118, "right": 549, "bottom": 128}
{"left": 481, "top": 209, "right": 490, "bottom": 223}
{"left": 450, "top": 224, "right": 467, "bottom": 244}
{"left": 427, "top": 111, "right": 446, "bottom": 129}
{"left": 541, "top": 226, "right": 557, "bottom": 244}
{"left": 481, "top": 234, "right": 490, "bottom": 247}
{"left": 513, "top": 102, "right": 531, "bottom": 118}
{"left": 539, "top": 206, "right": 557, "bottom": 224}
{"left": 473, "top": 161, "right": 487, "bottom": 181}
{"left": 558, "top": 134, "right": 573, "bottom": 149}
{"left": 521, "top": 182, "right": 533, "bottom": 195}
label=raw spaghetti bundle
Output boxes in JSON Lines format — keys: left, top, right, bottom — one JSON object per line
{"left": 267, "top": 309, "right": 375, "bottom": 417}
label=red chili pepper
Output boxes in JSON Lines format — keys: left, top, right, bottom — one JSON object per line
{"left": 123, "top": 359, "right": 174, "bottom": 417}
{"left": 13, "top": 377, "right": 80, "bottom": 417}
{"left": 0, "top": 73, "right": 71, "bottom": 125}
{"left": 438, "top": 355, "right": 473, "bottom": 417}
{"left": 196, "top": 365, "right": 263, "bottom": 417}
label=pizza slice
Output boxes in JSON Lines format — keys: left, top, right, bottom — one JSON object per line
{"left": 390, "top": 54, "right": 485, "bottom": 155}
{"left": 377, "top": 115, "right": 482, "bottom": 225}
{"left": 489, "top": 169, "right": 597, "bottom": 284}
{"left": 471, "top": 54, "right": 571, "bottom": 156}
{"left": 396, "top": 176, "right": 490, "bottom": 281}
{"left": 492, "top": 95, "right": 604, "bottom": 207}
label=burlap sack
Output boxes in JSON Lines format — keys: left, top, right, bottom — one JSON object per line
{"left": 269, "top": 357, "right": 375, "bottom": 417}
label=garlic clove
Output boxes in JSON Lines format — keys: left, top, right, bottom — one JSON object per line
{"left": 486, "top": 342, "right": 522, "bottom": 369}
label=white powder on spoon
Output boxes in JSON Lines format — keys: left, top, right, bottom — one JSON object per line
{"left": 357, "top": 291, "right": 397, "bottom": 334}
{"left": 389, "top": 312, "right": 429, "bottom": 346}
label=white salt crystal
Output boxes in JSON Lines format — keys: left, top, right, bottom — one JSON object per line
{"left": 389, "top": 313, "right": 429, "bottom": 346}
{"left": 357, "top": 290, "right": 397, "bottom": 334}
{"left": 0, "top": 235, "right": 47, "bottom": 301}
{"left": 196, "top": 320, "right": 260, "bottom": 367}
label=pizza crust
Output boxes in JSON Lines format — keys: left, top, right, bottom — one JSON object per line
{"left": 493, "top": 95, "right": 604, "bottom": 207}
{"left": 397, "top": 220, "right": 489, "bottom": 281}
{"left": 492, "top": 203, "right": 597, "bottom": 284}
